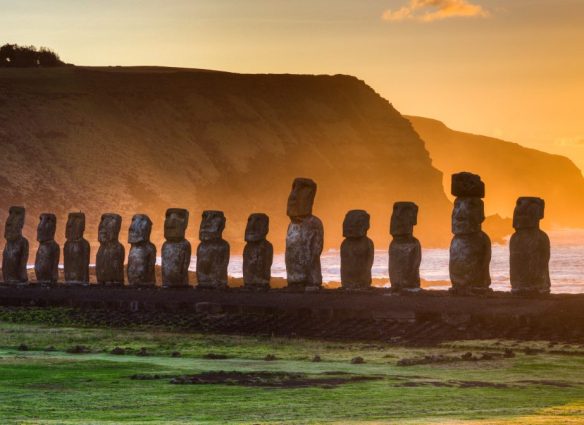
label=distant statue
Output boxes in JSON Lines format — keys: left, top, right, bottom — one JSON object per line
{"left": 340, "top": 210, "right": 374, "bottom": 289}
{"left": 196, "top": 210, "right": 229, "bottom": 289}
{"left": 449, "top": 172, "right": 491, "bottom": 294}
{"left": 2, "top": 206, "right": 28, "bottom": 284}
{"left": 285, "top": 178, "right": 324, "bottom": 290}
{"left": 389, "top": 202, "right": 421, "bottom": 291}
{"left": 243, "top": 213, "right": 273, "bottom": 290}
{"left": 64, "top": 212, "right": 90, "bottom": 285}
{"left": 96, "top": 213, "right": 125, "bottom": 285}
{"left": 161, "top": 208, "right": 191, "bottom": 288}
{"left": 34, "top": 213, "right": 60, "bottom": 285}
{"left": 510, "top": 197, "right": 550, "bottom": 294}
{"left": 127, "top": 214, "right": 156, "bottom": 287}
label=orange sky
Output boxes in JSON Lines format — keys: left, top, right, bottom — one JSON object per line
{"left": 2, "top": 0, "right": 583, "bottom": 170}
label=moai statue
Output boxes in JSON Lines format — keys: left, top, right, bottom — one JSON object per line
{"left": 449, "top": 172, "right": 491, "bottom": 294}
{"left": 285, "top": 178, "right": 324, "bottom": 290}
{"left": 389, "top": 202, "right": 421, "bottom": 291}
{"left": 510, "top": 197, "right": 550, "bottom": 294}
{"left": 95, "top": 213, "right": 125, "bottom": 285}
{"left": 64, "top": 212, "right": 90, "bottom": 285}
{"left": 127, "top": 214, "right": 156, "bottom": 287}
{"left": 340, "top": 210, "right": 374, "bottom": 289}
{"left": 161, "top": 208, "right": 191, "bottom": 288}
{"left": 243, "top": 213, "right": 273, "bottom": 290}
{"left": 2, "top": 206, "right": 28, "bottom": 284}
{"left": 34, "top": 213, "right": 60, "bottom": 285}
{"left": 196, "top": 210, "right": 230, "bottom": 289}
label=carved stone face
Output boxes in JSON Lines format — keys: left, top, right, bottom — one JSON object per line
{"left": 390, "top": 202, "right": 418, "bottom": 236}
{"left": 98, "top": 213, "right": 122, "bottom": 243}
{"left": 37, "top": 213, "right": 56, "bottom": 242}
{"left": 451, "top": 172, "right": 485, "bottom": 198}
{"left": 200, "top": 210, "right": 226, "bottom": 242}
{"left": 513, "top": 197, "right": 544, "bottom": 229}
{"left": 245, "top": 213, "right": 269, "bottom": 242}
{"left": 5, "top": 206, "right": 25, "bottom": 241}
{"left": 343, "top": 210, "right": 370, "bottom": 238}
{"left": 286, "top": 178, "right": 317, "bottom": 220}
{"left": 129, "top": 214, "right": 152, "bottom": 244}
{"left": 66, "top": 213, "right": 85, "bottom": 241}
{"left": 164, "top": 208, "right": 189, "bottom": 241}
{"left": 452, "top": 198, "right": 484, "bottom": 235}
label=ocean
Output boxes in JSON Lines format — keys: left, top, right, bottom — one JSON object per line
{"left": 218, "top": 229, "right": 584, "bottom": 294}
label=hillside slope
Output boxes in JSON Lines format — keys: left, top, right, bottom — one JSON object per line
{"left": 408, "top": 116, "right": 584, "bottom": 230}
{"left": 0, "top": 67, "right": 451, "bottom": 255}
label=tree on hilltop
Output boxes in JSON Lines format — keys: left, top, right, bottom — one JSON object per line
{"left": 0, "top": 44, "right": 66, "bottom": 67}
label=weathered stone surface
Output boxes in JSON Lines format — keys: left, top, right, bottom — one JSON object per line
{"left": 285, "top": 178, "right": 323, "bottom": 289}
{"left": 341, "top": 210, "right": 374, "bottom": 289}
{"left": 452, "top": 197, "right": 485, "bottom": 235}
{"left": 449, "top": 196, "right": 491, "bottom": 293}
{"left": 162, "top": 208, "right": 191, "bottom": 288}
{"left": 286, "top": 178, "right": 317, "bottom": 220}
{"left": 64, "top": 212, "right": 90, "bottom": 285}
{"left": 243, "top": 213, "right": 273, "bottom": 289}
{"left": 197, "top": 211, "right": 229, "bottom": 289}
{"left": 127, "top": 214, "right": 156, "bottom": 286}
{"left": 34, "top": 213, "right": 60, "bottom": 284}
{"left": 451, "top": 172, "right": 485, "bottom": 198}
{"left": 96, "top": 213, "right": 125, "bottom": 285}
{"left": 389, "top": 202, "right": 421, "bottom": 291}
{"left": 2, "top": 206, "right": 28, "bottom": 284}
{"left": 510, "top": 197, "right": 550, "bottom": 294}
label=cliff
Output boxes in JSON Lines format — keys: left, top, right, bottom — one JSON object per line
{"left": 0, "top": 67, "right": 452, "bottom": 255}
{"left": 409, "top": 116, "right": 584, "bottom": 230}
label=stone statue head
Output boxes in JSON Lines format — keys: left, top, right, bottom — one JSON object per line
{"left": 66, "top": 212, "right": 85, "bottom": 241}
{"left": 164, "top": 208, "right": 189, "bottom": 241}
{"left": 98, "top": 213, "right": 122, "bottom": 243}
{"left": 245, "top": 213, "right": 269, "bottom": 242}
{"left": 128, "top": 214, "right": 152, "bottom": 244}
{"left": 343, "top": 210, "right": 370, "bottom": 238}
{"left": 452, "top": 198, "right": 485, "bottom": 235}
{"left": 390, "top": 202, "right": 418, "bottom": 236}
{"left": 513, "top": 197, "right": 545, "bottom": 230}
{"left": 451, "top": 172, "right": 485, "bottom": 198}
{"left": 37, "top": 213, "right": 57, "bottom": 242}
{"left": 5, "top": 206, "right": 25, "bottom": 241}
{"left": 199, "top": 210, "right": 226, "bottom": 242}
{"left": 287, "top": 178, "right": 317, "bottom": 220}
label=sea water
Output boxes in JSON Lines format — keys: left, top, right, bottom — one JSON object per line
{"left": 216, "top": 229, "right": 584, "bottom": 294}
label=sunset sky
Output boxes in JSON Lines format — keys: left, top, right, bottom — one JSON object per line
{"left": 2, "top": 0, "right": 583, "bottom": 169}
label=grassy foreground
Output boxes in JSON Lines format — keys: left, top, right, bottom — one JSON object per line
{"left": 0, "top": 318, "right": 583, "bottom": 424}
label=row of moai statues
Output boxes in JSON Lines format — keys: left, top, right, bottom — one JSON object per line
{"left": 1, "top": 174, "right": 551, "bottom": 294}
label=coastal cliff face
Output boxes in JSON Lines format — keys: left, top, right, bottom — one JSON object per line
{"left": 409, "top": 116, "right": 584, "bottom": 231}
{"left": 0, "top": 67, "right": 451, "bottom": 254}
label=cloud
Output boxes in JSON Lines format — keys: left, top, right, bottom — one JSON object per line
{"left": 382, "top": 0, "right": 489, "bottom": 23}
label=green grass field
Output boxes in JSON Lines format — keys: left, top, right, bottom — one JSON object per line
{"left": 0, "top": 316, "right": 583, "bottom": 424}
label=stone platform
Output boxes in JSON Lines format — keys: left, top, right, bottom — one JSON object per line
{"left": 1, "top": 285, "right": 583, "bottom": 344}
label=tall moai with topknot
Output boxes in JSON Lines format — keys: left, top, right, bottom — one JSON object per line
{"left": 35, "top": 213, "right": 60, "bottom": 285}
{"left": 510, "top": 197, "right": 550, "bottom": 294}
{"left": 389, "top": 202, "right": 421, "bottom": 291}
{"left": 196, "top": 210, "right": 230, "bottom": 289}
{"left": 162, "top": 208, "right": 191, "bottom": 288}
{"left": 449, "top": 172, "right": 491, "bottom": 294}
{"left": 127, "top": 214, "right": 157, "bottom": 287}
{"left": 64, "top": 212, "right": 90, "bottom": 285}
{"left": 285, "top": 178, "right": 324, "bottom": 290}
{"left": 340, "top": 210, "right": 374, "bottom": 289}
{"left": 243, "top": 213, "right": 273, "bottom": 290}
{"left": 2, "top": 206, "right": 29, "bottom": 284}
{"left": 96, "top": 213, "right": 125, "bottom": 285}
